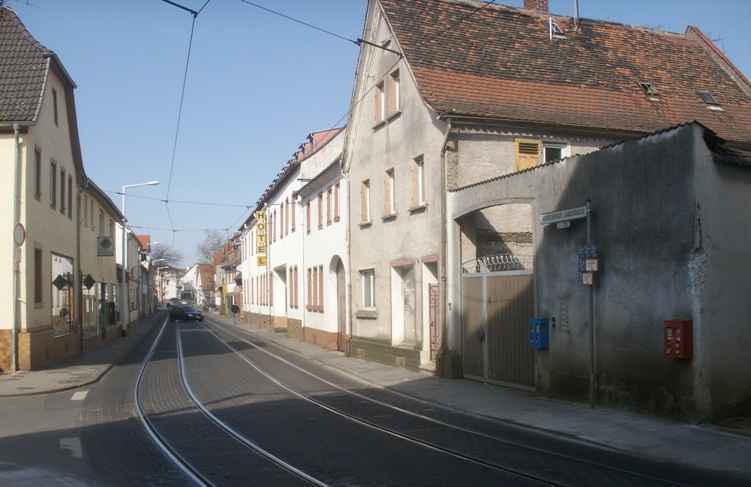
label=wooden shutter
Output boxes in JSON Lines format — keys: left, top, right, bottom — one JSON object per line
{"left": 306, "top": 202, "right": 311, "bottom": 233}
{"left": 334, "top": 183, "right": 340, "bottom": 221}
{"left": 327, "top": 189, "right": 332, "bottom": 225}
{"left": 319, "top": 265, "right": 324, "bottom": 313}
{"left": 360, "top": 182, "right": 367, "bottom": 222}
{"left": 291, "top": 200, "right": 296, "bottom": 232}
{"left": 515, "top": 139, "right": 541, "bottom": 171}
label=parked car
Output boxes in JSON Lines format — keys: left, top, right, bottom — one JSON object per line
{"left": 169, "top": 305, "right": 204, "bottom": 322}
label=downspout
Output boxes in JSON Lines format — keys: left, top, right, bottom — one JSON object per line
{"left": 76, "top": 183, "right": 84, "bottom": 354}
{"left": 440, "top": 118, "right": 452, "bottom": 376}
{"left": 10, "top": 124, "right": 22, "bottom": 373}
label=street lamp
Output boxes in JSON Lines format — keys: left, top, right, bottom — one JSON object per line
{"left": 120, "top": 180, "right": 159, "bottom": 335}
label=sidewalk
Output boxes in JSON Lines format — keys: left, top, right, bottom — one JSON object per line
{"left": 0, "top": 312, "right": 165, "bottom": 397}
{"left": 209, "top": 313, "right": 751, "bottom": 480}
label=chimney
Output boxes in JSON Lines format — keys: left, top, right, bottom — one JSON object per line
{"left": 524, "top": 0, "right": 549, "bottom": 14}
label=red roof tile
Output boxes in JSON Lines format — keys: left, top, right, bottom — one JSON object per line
{"left": 379, "top": 0, "right": 751, "bottom": 142}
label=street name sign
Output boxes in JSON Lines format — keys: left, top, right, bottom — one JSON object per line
{"left": 540, "top": 206, "right": 589, "bottom": 226}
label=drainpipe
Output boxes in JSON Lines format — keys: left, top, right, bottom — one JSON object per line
{"left": 440, "top": 118, "right": 452, "bottom": 376}
{"left": 76, "top": 183, "right": 84, "bottom": 354}
{"left": 10, "top": 124, "right": 22, "bottom": 373}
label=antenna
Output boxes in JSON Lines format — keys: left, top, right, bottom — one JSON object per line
{"left": 574, "top": 0, "right": 580, "bottom": 29}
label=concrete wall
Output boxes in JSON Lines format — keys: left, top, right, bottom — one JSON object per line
{"left": 345, "top": 2, "right": 448, "bottom": 369}
{"left": 448, "top": 124, "right": 751, "bottom": 419}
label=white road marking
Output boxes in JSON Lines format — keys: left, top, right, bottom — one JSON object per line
{"left": 59, "top": 437, "right": 83, "bottom": 459}
{"left": 70, "top": 391, "right": 88, "bottom": 401}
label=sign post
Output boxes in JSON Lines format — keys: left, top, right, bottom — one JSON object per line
{"left": 255, "top": 210, "right": 267, "bottom": 266}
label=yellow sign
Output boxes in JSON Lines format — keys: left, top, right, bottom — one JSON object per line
{"left": 255, "top": 210, "right": 267, "bottom": 267}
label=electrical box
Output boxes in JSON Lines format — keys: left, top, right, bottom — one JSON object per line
{"left": 664, "top": 320, "right": 692, "bottom": 360}
{"left": 529, "top": 318, "right": 549, "bottom": 350}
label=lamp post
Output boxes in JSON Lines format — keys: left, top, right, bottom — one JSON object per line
{"left": 120, "top": 181, "right": 159, "bottom": 335}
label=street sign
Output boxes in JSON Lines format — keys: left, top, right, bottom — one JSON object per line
{"left": 540, "top": 206, "right": 589, "bottom": 226}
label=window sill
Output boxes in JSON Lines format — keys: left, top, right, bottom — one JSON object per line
{"left": 386, "top": 110, "right": 401, "bottom": 122}
{"left": 408, "top": 204, "right": 427, "bottom": 214}
{"left": 334, "top": 217, "right": 340, "bottom": 223}
{"left": 359, "top": 221, "right": 372, "bottom": 229}
{"left": 382, "top": 213, "right": 397, "bottom": 222}
{"left": 373, "top": 119, "right": 386, "bottom": 130}
{"left": 356, "top": 309, "right": 378, "bottom": 320}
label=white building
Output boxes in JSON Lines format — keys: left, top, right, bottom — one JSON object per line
{"left": 240, "top": 128, "right": 347, "bottom": 350}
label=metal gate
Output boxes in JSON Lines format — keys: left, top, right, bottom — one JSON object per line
{"left": 462, "top": 271, "right": 535, "bottom": 389}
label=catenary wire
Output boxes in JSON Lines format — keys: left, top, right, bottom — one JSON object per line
{"left": 108, "top": 190, "right": 252, "bottom": 209}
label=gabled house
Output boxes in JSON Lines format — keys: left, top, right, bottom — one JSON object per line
{"left": 1, "top": 6, "right": 88, "bottom": 371}
{"left": 344, "top": 0, "right": 751, "bottom": 381}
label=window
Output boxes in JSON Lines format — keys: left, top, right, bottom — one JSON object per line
{"left": 67, "top": 175, "right": 72, "bottom": 219}
{"left": 411, "top": 155, "right": 425, "bottom": 208}
{"left": 334, "top": 183, "right": 340, "bottom": 222}
{"left": 318, "top": 193, "right": 323, "bottom": 229}
{"left": 60, "top": 169, "right": 66, "bottom": 214}
{"left": 318, "top": 265, "right": 324, "bottom": 312}
{"left": 697, "top": 90, "right": 722, "bottom": 110}
{"left": 640, "top": 82, "right": 658, "bottom": 100}
{"left": 52, "top": 88, "right": 59, "bottom": 126}
{"left": 280, "top": 201, "right": 285, "bottom": 239}
{"left": 34, "top": 248, "right": 43, "bottom": 305}
{"left": 306, "top": 201, "right": 311, "bottom": 234}
{"left": 543, "top": 143, "right": 568, "bottom": 163}
{"left": 384, "top": 168, "right": 395, "bottom": 216}
{"left": 50, "top": 168, "right": 60, "bottom": 214}
{"left": 89, "top": 198, "right": 94, "bottom": 228}
{"left": 99, "top": 209, "right": 105, "bottom": 236}
{"left": 34, "top": 148, "right": 42, "bottom": 200}
{"left": 360, "top": 179, "right": 371, "bottom": 224}
{"left": 326, "top": 188, "right": 332, "bottom": 226}
{"left": 387, "top": 69, "right": 400, "bottom": 114}
{"left": 361, "top": 269, "right": 375, "bottom": 308}
{"left": 83, "top": 195, "right": 88, "bottom": 225}
{"left": 515, "top": 139, "right": 541, "bottom": 171}
{"left": 374, "top": 81, "right": 385, "bottom": 124}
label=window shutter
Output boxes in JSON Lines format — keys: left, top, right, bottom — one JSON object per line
{"left": 410, "top": 161, "right": 417, "bottom": 208}
{"left": 319, "top": 265, "right": 324, "bottom": 313}
{"left": 515, "top": 139, "right": 541, "bottom": 171}
{"left": 291, "top": 200, "right": 296, "bottom": 232}
{"left": 334, "top": 183, "right": 340, "bottom": 220}
{"left": 306, "top": 202, "right": 311, "bottom": 233}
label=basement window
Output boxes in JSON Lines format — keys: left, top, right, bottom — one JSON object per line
{"left": 697, "top": 90, "right": 723, "bottom": 111}
{"left": 543, "top": 142, "right": 569, "bottom": 163}
{"left": 640, "top": 82, "right": 659, "bottom": 101}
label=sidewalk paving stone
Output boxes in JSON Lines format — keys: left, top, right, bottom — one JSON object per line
{"left": 209, "top": 312, "right": 751, "bottom": 480}
{"left": 0, "top": 312, "right": 166, "bottom": 397}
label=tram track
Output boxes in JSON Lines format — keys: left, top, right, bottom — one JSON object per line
{"left": 205, "top": 317, "right": 692, "bottom": 487}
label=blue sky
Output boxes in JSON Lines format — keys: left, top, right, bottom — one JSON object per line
{"left": 11, "top": 0, "right": 750, "bottom": 264}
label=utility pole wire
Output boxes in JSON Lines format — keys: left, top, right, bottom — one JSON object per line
{"left": 109, "top": 190, "right": 252, "bottom": 209}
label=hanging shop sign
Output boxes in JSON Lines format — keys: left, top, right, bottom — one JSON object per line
{"left": 255, "top": 210, "right": 267, "bottom": 267}
{"left": 540, "top": 206, "right": 589, "bottom": 226}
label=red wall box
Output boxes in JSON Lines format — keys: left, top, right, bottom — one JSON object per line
{"left": 664, "top": 320, "right": 693, "bottom": 360}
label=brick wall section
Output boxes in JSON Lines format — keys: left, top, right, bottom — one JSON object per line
{"left": 17, "top": 327, "right": 81, "bottom": 370}
{"left": 287, "top": 319, "right": 303, "bottom": 341}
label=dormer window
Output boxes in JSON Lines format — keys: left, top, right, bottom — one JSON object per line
{"left": 640, "top": 82, "right": 659, "bottom": 101}
{"left": 697, "top": 90, "right": 723, "bottom": 111}
{"left": 549, "top": 18, "right": 565, "bottom": 39}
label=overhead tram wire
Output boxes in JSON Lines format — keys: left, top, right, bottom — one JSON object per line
{"left": 108, "top": 190, "right": 252, "bottom": 209}
{"left": 238, "top": 0, "right": 402, "bottom": 57}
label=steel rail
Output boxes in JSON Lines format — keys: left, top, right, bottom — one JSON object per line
{"left": 175, "top": 325, "right": 330, "bottom": 487}
{"left": 204, "top": 325, "right": 557, "bottom": 487}
{"left": 208, "top": 317, "right": 686, "bottom": 487}
{"left": 134, "top": 316, "right": 214, "bottom": 487}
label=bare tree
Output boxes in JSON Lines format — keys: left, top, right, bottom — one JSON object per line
{"left": 150, "top": 243, "right": 183, "bottom": 267}
{"left": 196, "top": 230, "right": 225, "bottom": 263}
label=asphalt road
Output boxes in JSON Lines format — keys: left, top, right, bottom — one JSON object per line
{"left": 0, "top": 315, "right": 747, "bottom": 486}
